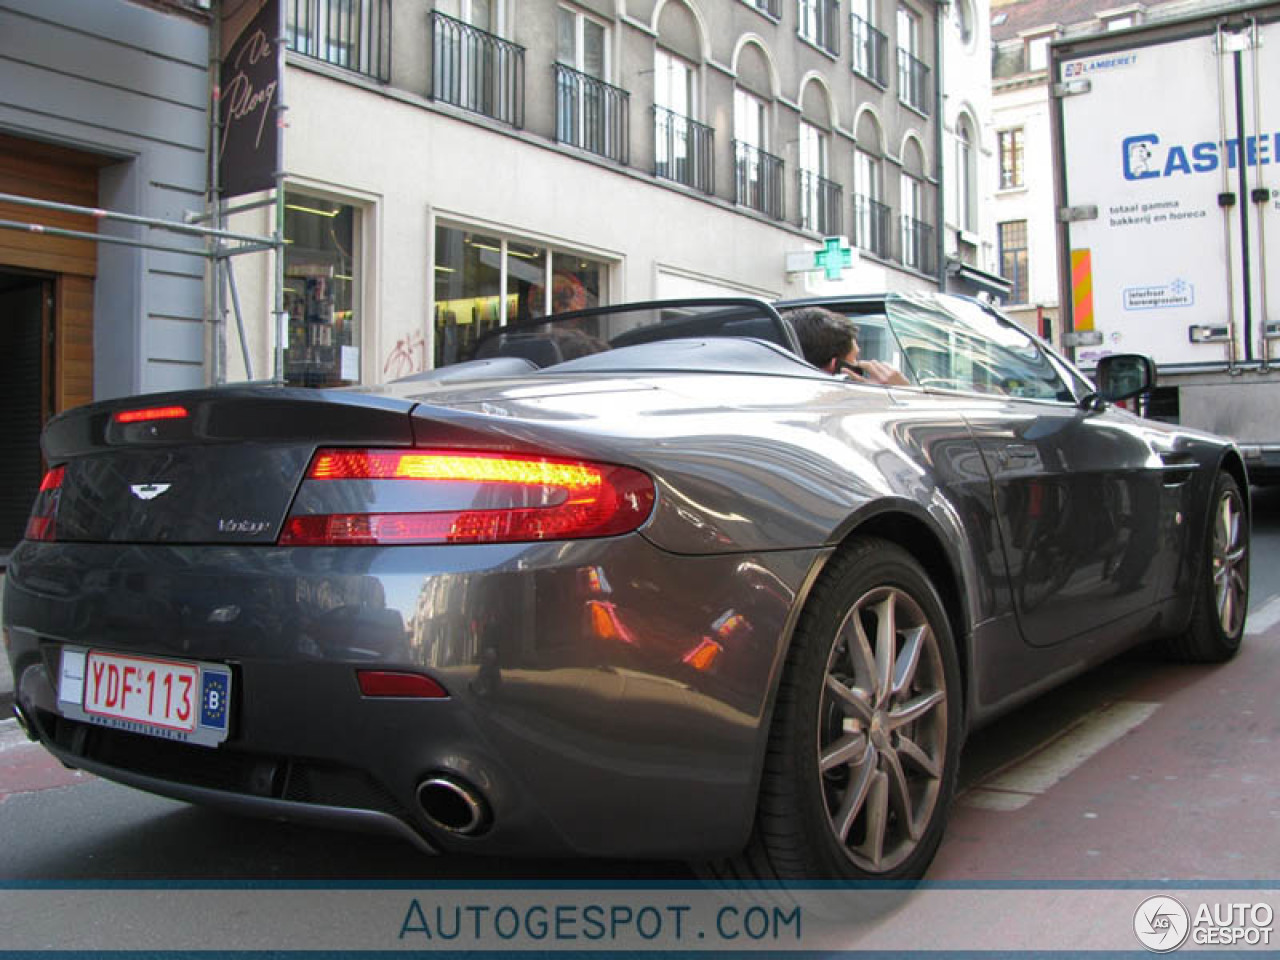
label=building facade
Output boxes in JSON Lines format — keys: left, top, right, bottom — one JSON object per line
{"left": 226, "top": 0, "right": 1004, "bottom": 386}
{"left": 0, "top": 0, "right": 1004, "bottom": 549}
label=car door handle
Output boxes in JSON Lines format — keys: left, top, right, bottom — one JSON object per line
{"left": 996, "top": 444, "right": 1038, "bottom": 467}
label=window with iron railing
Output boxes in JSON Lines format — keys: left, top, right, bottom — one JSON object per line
{"left": 733, "top": 141, "right": 785, "bottom": 220}
{"left": 654, "top": 106, "right": 715, "bottom": 194}
{"left": 897, "top": 48, "right": 930, "bottom": 113}
{"left": 554, "top": 64, "right": 630, "bottom": 164}
{"left": 799, "top": 171, "right": 842, "bottom": 235}
{"left": 853, "top": 194, "right": 891, "bottom": 258}
{"left": 429, "top": 12, "right": 524, "bottom": 128}
{"left": 285, "top": 0, "right": 391, "bottom": 82}
{"left": 851, "top": 13, "right": 889, "bottom": 86}
{"left": 901, "top": 215, "right": 934, "bottom": 273}
{"left": 798, "top": 0, "right": 841, "bottom": 55}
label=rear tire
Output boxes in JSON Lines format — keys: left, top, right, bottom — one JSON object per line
{"left": 718, "top": 537, "right": 962, "bottom": 885}
{"left": 1163, "top": 471, "right": 1248, "bottom": 663}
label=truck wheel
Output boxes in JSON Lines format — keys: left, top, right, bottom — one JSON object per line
{"left": 726, "top": 538, "right": 962, "bottom": 884}
{"left": 1164, "top": 471, "right": 1248, "bottom": 662}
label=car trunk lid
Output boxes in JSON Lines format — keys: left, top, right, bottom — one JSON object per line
{"left": 39, "top": 388, "right": 417, "bottom": 544}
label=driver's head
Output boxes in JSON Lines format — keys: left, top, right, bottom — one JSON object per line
{"left": 786, "top": 307, "right": 858, "bottom": 373}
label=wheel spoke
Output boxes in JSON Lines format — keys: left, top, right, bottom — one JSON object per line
{"left": 1217, "top": 574, "right": 1233, "bottom": 626}
{"left": 855, "top": 771, "right": 890, "bottom": 869}
{"left": 824, "top": 675, "right": 874, "bottom": 725}
{"left": 896, "top": 733, "right": 941, "bottom": 779}
{"left": 820, "top": 732, "right": 869, "bottom": 772}
{"left": 1218, "top": 496, "right": 1235, "bottom": 550}
{"left": 841, "top": 612, "right": 877, "bottom": 690}
{"left": 832, "top": 749, "right": 877, "bottom": 842}
{"left": 887, "top": 689, "right": 945, "bottom": 730}
{"left": 892, "top": 625, "right": 927, "bottom": 697}
{"left": 881, "top": 746, "right": 919, "bottom": 841}
{"left": 874, "top": 595, "right": 897, "bottom": 707}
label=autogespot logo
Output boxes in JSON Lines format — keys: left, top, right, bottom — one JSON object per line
{"left": 1135, "top": 896, "right": 1190, "bottom": 952}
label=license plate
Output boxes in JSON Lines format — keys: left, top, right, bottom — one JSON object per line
{"left": 58, "top": 647, "right": 232, "bottom": 748}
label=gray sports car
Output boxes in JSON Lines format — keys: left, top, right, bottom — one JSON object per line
{"left": 4, "top": 293, "right": 1249, "bottom": 883}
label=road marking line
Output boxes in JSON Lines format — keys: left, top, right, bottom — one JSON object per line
{"left": 963, "top": 701, "right": 1159, "bottom": 808}
{"left": 960, "top": 788, "right": 1034, "bottom": 811}
{"left": 1247, "top": 595, "right": 1280, "bottom": 636}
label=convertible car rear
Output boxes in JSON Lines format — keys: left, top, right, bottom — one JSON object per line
{"left": 3, "top": 295, "right": 1249, "bottom": 882}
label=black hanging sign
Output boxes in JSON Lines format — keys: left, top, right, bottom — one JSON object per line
{"left": 218, "top": 0, "right": 283, "bottom": 198}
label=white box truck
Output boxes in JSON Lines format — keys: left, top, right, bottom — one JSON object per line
{"left": 1049, "top": 0, "right": 1280, "bottom": 482}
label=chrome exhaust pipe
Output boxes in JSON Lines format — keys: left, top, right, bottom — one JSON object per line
{"left": 416, "top": 775, "right": 490, "bottom": 836}
{"left": 12, "top": 702, "right": 36, "bottom": 741}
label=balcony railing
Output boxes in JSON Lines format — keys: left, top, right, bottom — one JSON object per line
{"left": 554, "top": 63, "right": 630, "bottom": 165}
{"left": 898, "top": 48, "right": 931, "bottom": 114}
{"left": 901, "top": 216, "right": 935, "bottom": 273}
{"left": 850, "top": 14, "right": 888, "bottom": 87}
{"left": 853, "top": 194, "right": 891, "bottom": 259}
{"left": 654, "top": 106, "right": 715, "bottom": 194}
{"left": 285, "top": 0, "right": 391, "bottom": 81}
{"left": 798, "top": 0, "right": 841, "bottom": 55}
{"left": 798, "top": 170, "right": 842, "bottom": 235}
{"left": 733, "top": 141, "right": 785, "bottom": 220}
{"left": 429, "top": 11, "right": 525, "bottom": 128}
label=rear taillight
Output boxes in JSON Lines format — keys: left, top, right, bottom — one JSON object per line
{"left": 279, "top": 449, "right": 656, "bottom": 546}
{"left": 25, "top": 465, "right": 65, "bottom": 542}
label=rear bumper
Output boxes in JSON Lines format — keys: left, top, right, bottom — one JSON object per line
{"left": 4, "top": 537, "right": 817, "bottom": 859}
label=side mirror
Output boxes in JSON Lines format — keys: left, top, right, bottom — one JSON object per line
{"left": 1094, "top": 353, "right": 1156, "bottom": 403}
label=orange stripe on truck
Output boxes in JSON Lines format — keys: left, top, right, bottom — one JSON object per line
{"left": 1071, "top": 249, "right": 1094, "bottom": 331}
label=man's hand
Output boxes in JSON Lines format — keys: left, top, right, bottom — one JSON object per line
{"left": 847, "top": 359, "right": 910, "bottom": 386}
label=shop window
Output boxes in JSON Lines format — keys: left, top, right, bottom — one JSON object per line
{"left": 283, "top": 193, "right": 362, "bottom": 388}
{"left": 434, "top": 224, "right": 609, "bottom": 367}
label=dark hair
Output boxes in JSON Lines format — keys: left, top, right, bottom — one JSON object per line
{"left": 784, "top": 307, "right": 857, "bottom": 369}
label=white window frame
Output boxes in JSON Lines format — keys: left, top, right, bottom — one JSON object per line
{"left": 558, "top": 4, "right": 611, "bottom": 81}
{"left": 734, "top": 88, "right": 767, "bottom": 151}
{"left": 955, "top": 122, "right": 974, "bottom": 232}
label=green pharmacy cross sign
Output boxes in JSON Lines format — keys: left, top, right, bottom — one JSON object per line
{"left": 813, "top": 236, "right": 853, "bottom": 280}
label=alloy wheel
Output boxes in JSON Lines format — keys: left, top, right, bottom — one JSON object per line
{"left": 818, "top": 585, "right": 948, "bottom": 873}
{"left": 1212, "top": 486, "right": 1248, "bottom": 638}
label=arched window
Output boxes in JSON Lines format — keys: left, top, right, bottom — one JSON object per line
{"left": 853, "top": 112, "right": 888, "bottom": 257}
{"left": 653, "top": 2, "right": 711, "bottom": 192}
{"left": 954, "top": 115, "right": 975, "bottom": 232}
{"left": 732, "top": 41, "right": 783, "bottom": 219}
{"left": 900, "top": 137, "right": 933, "bottom": 272}
{"left": 798, "top": 79, "right": 840, "bottom": 234}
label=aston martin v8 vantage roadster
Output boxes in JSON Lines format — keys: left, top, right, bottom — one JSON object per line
{"left": 4, "top": 293, "right": 1249, "bottom": 882}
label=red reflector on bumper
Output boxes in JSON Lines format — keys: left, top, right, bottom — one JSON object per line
{"left": 356, "top": 670, "right": 449, "bottom": 698}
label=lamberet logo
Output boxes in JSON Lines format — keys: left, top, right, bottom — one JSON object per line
{"left": 1064, "top": 53, "right": 1137, "bottom": 77}
{"left": 1134, "top": 896, "right": 1190, "bottom": 952}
